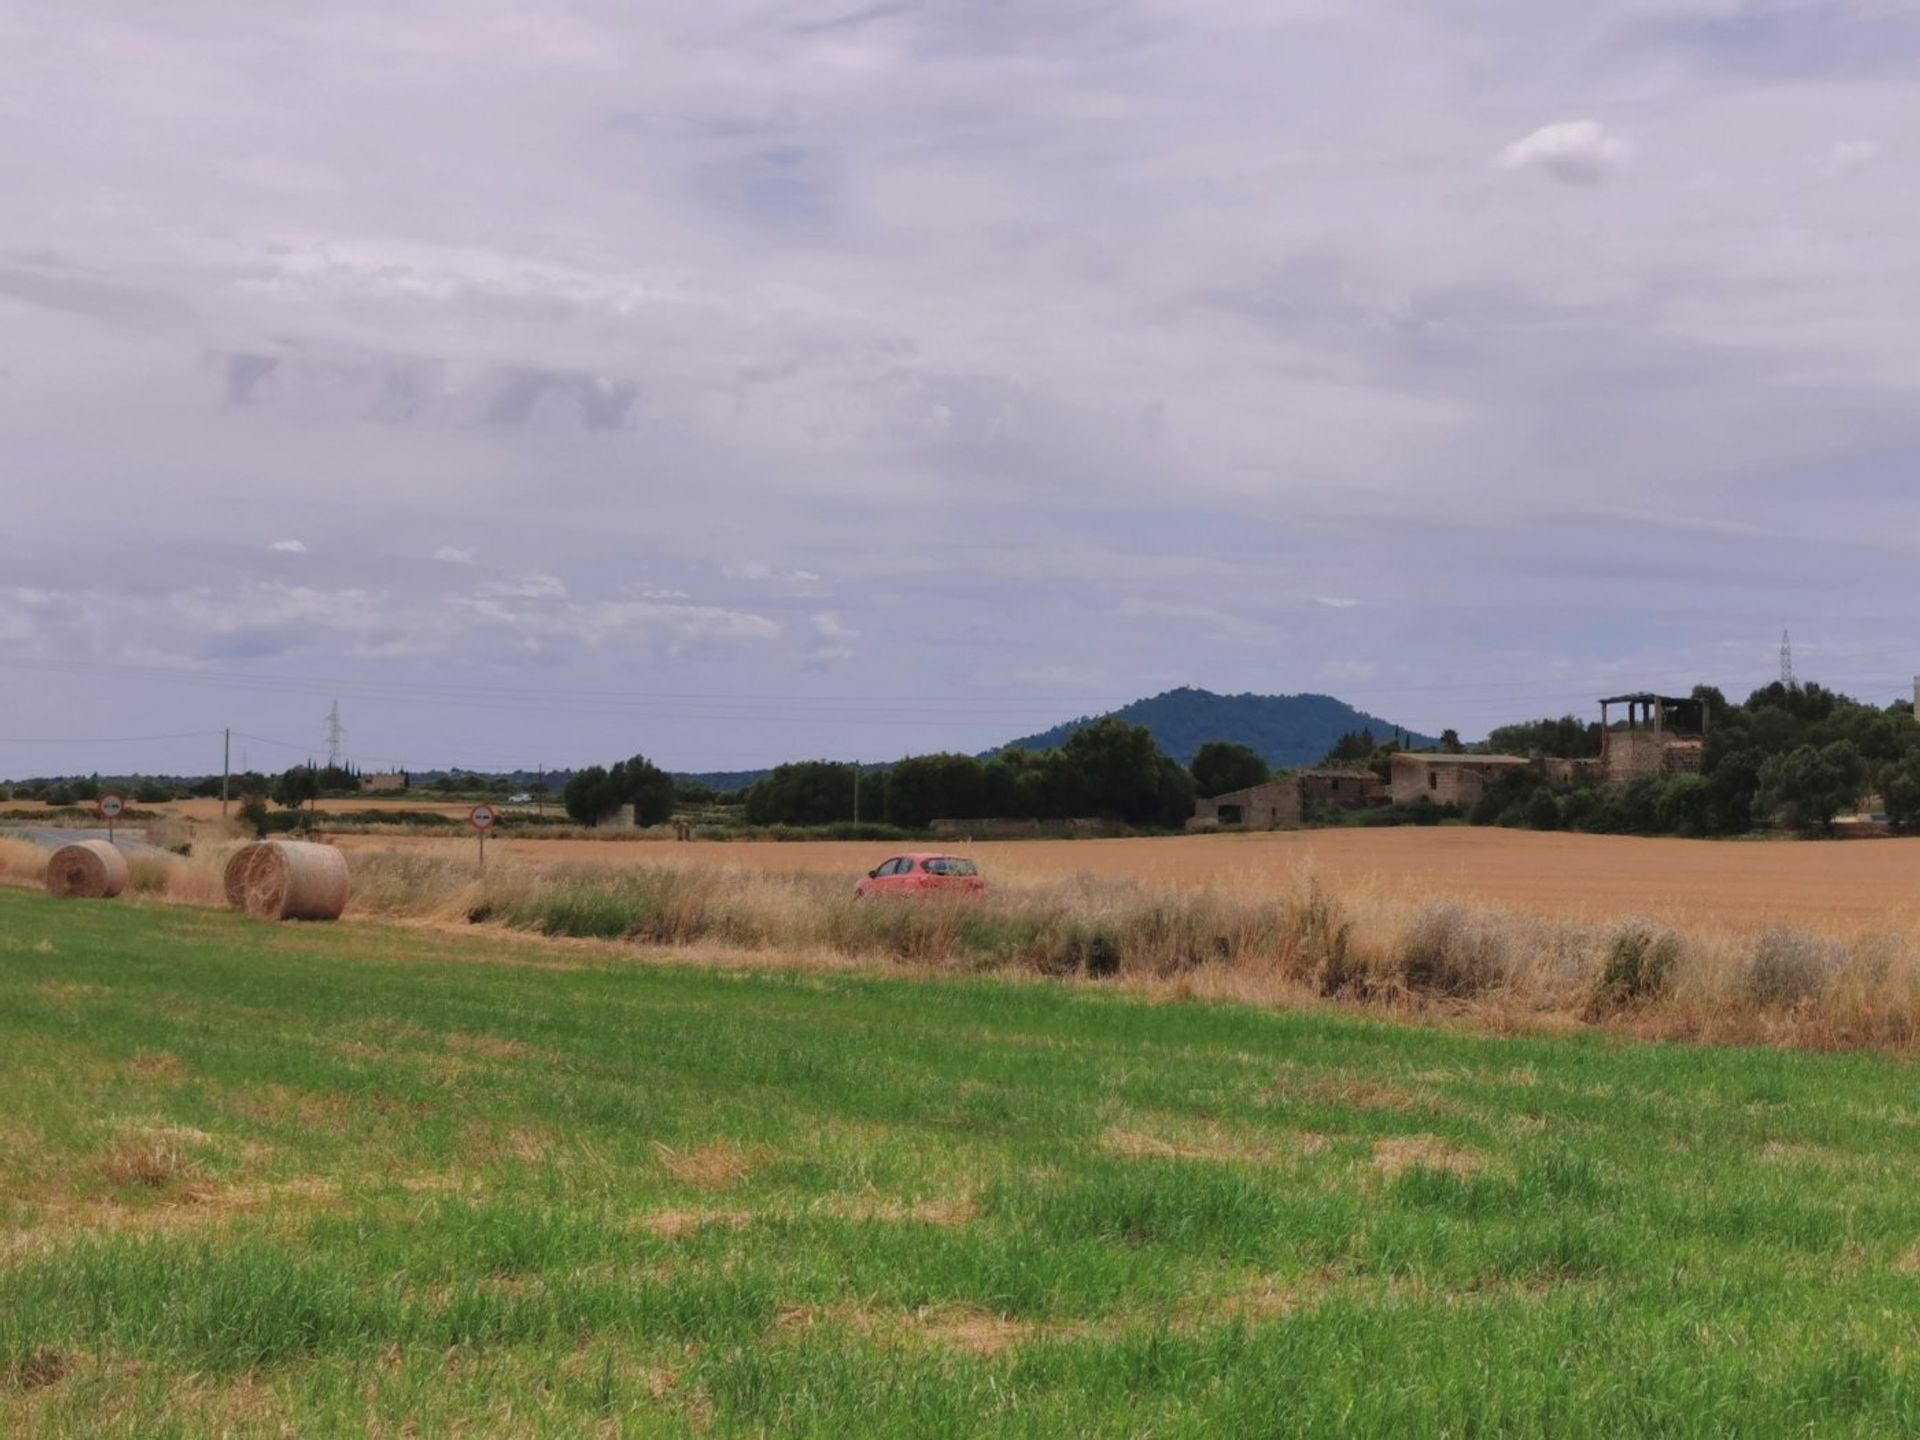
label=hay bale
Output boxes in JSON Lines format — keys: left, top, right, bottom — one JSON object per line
{"left": 46, "top": 840, "right": 129, "bottom": 899}
{"left": 222, "top": 840, "right": 348, "bottom": 922}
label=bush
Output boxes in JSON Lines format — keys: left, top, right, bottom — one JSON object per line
{"left": 238, "top": 795, "right": 270, "bottom": 838}
{"left": 1395, "top": 903, "right": 1509, "bottom": 997}
{"left": 1587, "top": 920, "right": 1680, "bottom": 1016}
{"left": 1739, "top": 929, "right": 1836, "bottom": 1010}
{"left": 1525, "top": 790, "right": 1562, "bottom": 831}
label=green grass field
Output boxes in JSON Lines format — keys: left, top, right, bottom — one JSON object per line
{"left": 7, "top": 887, "right": 1920, "bottom": 1436}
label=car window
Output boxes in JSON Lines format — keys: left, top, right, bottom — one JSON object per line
{"left": 948, "top": 859, "right": 978, "bottom": 876}
{"left": 925, "top": 858, "right": 949, "bottom": 875}
{"left": 873, "top": 858, "right": 900, "bottom": 876}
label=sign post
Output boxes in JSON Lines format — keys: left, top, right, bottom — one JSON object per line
{"left": 468, "top": 803, "right": 498, "bottom": 873}
{"left": 97, "top": 791, "right": 126, "bottom": 845}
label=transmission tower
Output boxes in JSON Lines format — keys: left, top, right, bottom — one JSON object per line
{"left": 324, "top": 700, "right": 345, "bottom": 768}
{"left": 1780, "top": 630, "right": 1795, "bottom": 688}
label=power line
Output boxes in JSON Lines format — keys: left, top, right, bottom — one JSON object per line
{"left": 0, "top": 729, "right": 223, "bottom": 745}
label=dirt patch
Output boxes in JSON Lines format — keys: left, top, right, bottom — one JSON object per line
{"left": 128, "top": 1051, "right": 186, "bottom": 1080}
{"left": 1371, "top": 1134, "right": 1484, "bottom": 1177}
{"left": 653, "top": 1140, "right": 763, "bottom": 1190}
{"left": 1303, "top": 1078, "right": 1445, "bottom": 1114}
{"left": 778, "top": 1303, "right": 1036, "bottom": 1355}
{"left": 444, "top": 1031, "right": 549, "bottom": 1063}
{"left": 643, "top": 1208, "right": 757, "bottom": 1239}
{"left": 96, "top": 1124, "right": 212, "bottom": 1193}
{"left": 1100, "top": 1125, "right": 1279, "bottom": 1165}
{"left": 6, "top": 1347, "right": 73, "bottom": 1391}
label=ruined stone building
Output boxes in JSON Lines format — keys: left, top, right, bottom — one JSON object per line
{"left": 1598, "top": 693, "right": 1707, "bottom": 783}
{"left": 1189, "top": 778, "right": 1302, "bottom": 830}
{"left": 1386, "top": 753, "right": 1532, "bottom": 807}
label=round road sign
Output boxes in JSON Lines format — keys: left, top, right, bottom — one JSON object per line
{"left": 468, "top": 803, "right": 499, "bottom": 832}
{"left": 97, "top": 792, "right": 127, "bottom": 821}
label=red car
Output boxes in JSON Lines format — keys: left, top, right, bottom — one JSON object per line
{"left": 855, "top": 852, "right": 986, "bottom": 899}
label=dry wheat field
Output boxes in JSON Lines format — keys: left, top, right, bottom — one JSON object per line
{"left": 329, "top": 827, "right": 1920, "bottom": 936}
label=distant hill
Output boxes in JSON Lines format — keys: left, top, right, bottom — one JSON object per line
{"left": 992, "top": 687, "right": 1436, "bottom": 770}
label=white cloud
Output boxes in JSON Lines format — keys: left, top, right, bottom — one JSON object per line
{"left": 812, "top": 611, "right": 858, "bottom": 638}
{"left": 1118, "top": 599, "right": 1263, "bottom": 639}
{"left": 476, "top": 571, "right": 569, "bottom": 600}
{"left": 725, "top": 562, "right": 823, "bottom": 587}
{"left": 432, "top": 545, "right": 478, "bottom": 565}
{"left": 1496, "top": 121, "right": 1633, "bottom": 185}
{"left": 1822, "top": 139, "right": 1882, "bottom": 178}
{"left": 268, "top": 539, "right": 307, "bottom": 553}
{"left": 1314, "top": 596, "right": 1361, "bottom": 609}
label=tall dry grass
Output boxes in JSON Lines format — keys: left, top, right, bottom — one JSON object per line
{"left": 320, "top": 849, "right": 1920, "bottom": 1050}
{"left": 10, "top": 828, "right": 1920, "bottom": 1051}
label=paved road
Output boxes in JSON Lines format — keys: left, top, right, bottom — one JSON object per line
{"left": 0, "top": 826, "right": 160, "bottom": 853}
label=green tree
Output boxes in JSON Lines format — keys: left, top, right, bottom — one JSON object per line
{"left": 744, "top": 761, "right": 872, "bottom": 826}
{"left": 1882, "top": 750, "right": 1920, "bottom": 832}
{"left": 1321, "top": 729, "right": 1377, "bottom": 766}
{"left": 1189, "top": 741, "right": 1269, "bottom": 798}
{"left": 1486, "top": 716, "right": 1600, "bottom": 759}
{"left": 564, "top": 754, "right": 677, "bottom": 825}
{"left": 272, "top": 766, "right": 320, "bottom": 812}
{"left": 1057, "top": 717, "right": 1194, "bottom": 828}
{"left": 1755, "top": 741, "right": 1866, "bottom": 834}
{"left": 238, "top": 794, "right": 270, "bottom": 837}
{"left": 884, "top": 754, "right": 990, "bottom": 829}
{"left": 1438, "top": 729, "right": 1464, "bottom": 754}
{"left": 563, "top": 766, "right": 616, "bottom": 824}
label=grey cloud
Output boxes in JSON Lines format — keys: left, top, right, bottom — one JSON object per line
{"left": 4, "top": 1, "right": 1920, "bottom": 774}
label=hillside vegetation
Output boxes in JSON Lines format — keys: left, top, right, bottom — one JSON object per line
{"left": 997, "top": 687, "right": 1436, "bottom": 768}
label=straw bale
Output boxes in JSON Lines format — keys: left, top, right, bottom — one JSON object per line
{"left": 222, "top": 840, "right": 348, "bottom": 921}
{"left": 46, "top": 841, "right": 128, "bottom": 900}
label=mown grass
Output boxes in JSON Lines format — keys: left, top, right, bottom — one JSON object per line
{"left": 8, "top": 888, "right": 1920, "bottom": 1434}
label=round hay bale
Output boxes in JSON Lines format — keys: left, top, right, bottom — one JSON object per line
{"left": 222, "top": 840, "right": 348, "bottom": 922}
{"left": 46, "top": 840, "right": 129, "bottom": 899}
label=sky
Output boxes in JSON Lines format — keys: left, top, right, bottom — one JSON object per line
{"left": 4, "top": 0, "right": 1920, "bottom": 777}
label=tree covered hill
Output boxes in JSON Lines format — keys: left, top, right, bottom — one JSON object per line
{"left": 993, "top": 687, "right": 1436, "bottom": 770}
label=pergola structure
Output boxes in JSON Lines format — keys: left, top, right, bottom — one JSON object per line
{"left": 1598, "top": 693, "right": 1707, "bottom": 737}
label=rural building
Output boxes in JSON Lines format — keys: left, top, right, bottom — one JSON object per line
{"left": 1299, "top": 769, "right": 1388, "bottom": 811}
{"left": 1537, "top": 754, "right": 1604, "bottom": 788}
{"left": 359, "top": 773, "right": 408, "bottom": 793}
{"left": 1189, "top": 779, "right": 1303, "bottom": 830}
{"left": 1388, "top": 753, "right": 1531, "bottom": 807}
{"left": 1599, "top": 693, "right": 1707, "bottom": 783}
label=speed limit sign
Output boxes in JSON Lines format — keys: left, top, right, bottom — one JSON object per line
{"left": 97, "top": 790, "right": 126, "bottom": 841}
{"left": 469, "top": 803, "right": 497, "bottom": 873}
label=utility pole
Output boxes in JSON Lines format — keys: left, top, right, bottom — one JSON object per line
{"left": 1780, "top": 630, "right": 1795, "bottom": 689}
{"left": 852, "top": 763, "right": 860, "bottom": 825}
{"left": 324, "top": 700, "right": 345, "bottom": 769}
{"left": 221, "top": 728, "right": 230, "bottom": 819}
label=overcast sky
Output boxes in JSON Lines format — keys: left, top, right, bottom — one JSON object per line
{"left": 4, "top": 0, "right": 1919, "bottom": 776}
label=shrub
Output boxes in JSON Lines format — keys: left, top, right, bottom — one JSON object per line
{"left": 1283, "top": 879, "right": 1359, "bottom": 994}
{"left": 238, "top": 795, "right": 270, "bottom": 838}
{"left": 126, "top": 853, "right": 174, "bottom": 894}
{"left": 1587, "top": 920, "right": 1680, "bottom": 1016}
{"left": 1395, "top": 903, "right": 1510, "bottom": 997}
{"left": 1739, "top": 929, "right": 1836, "bottom": 1010}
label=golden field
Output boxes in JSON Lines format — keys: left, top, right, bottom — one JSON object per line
{"left": 326, "top": 826, "right": 1920, "bottom": 937}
